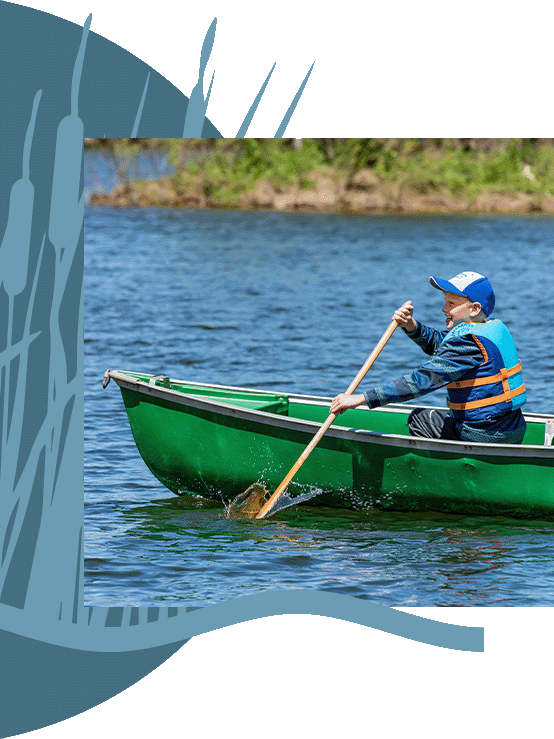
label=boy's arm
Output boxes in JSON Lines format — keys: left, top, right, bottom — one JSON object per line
{"left": 331, "top": 334, "right": 484, "bottom": 414}
{"left": 392, "top": 302, "right": 446, "bottom": 356}
{"left": 403, "top": 321, "right": 447, "bottom": 356}
{"left": 363, "top": 334, "right": 482, "bottom": 408}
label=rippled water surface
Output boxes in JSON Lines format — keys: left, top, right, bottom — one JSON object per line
{"left": 84, "top": 203, "right": 554, "bottom": 606}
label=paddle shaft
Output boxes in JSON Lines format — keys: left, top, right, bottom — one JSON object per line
{"left": 255, "top": 301, "right": 411, "bottom": 519}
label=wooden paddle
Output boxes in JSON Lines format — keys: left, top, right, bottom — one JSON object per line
{"left": 253, "top": 301, "right": 412, "bottom": 519}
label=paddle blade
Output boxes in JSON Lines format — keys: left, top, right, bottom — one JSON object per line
{"left": 227, "top": 483, "right": 269, "bottom": 519}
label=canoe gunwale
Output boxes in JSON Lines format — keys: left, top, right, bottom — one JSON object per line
{"left": 106, "top": 370, "right": 554, "bottom": 461}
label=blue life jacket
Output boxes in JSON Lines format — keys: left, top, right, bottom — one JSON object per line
{"left": 440, "top": 319, "right": 526, "bottom": 422}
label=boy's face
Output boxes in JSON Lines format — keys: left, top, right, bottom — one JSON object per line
{"left": 442, "top": 291, "right": 482, "bottom": 329}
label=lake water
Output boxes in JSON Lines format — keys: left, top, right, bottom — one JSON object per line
{"left": 84, "top": 186, "right": 554, "bottom": 606}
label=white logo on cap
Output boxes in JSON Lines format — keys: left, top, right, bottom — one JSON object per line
{"left": 450, "top": 272, "right": 484, "bottom": 291}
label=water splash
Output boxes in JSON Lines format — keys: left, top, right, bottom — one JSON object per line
{"left": 226, "top": 483, "right": 268, "bottom": 519}
{"left": 270, "top": 486, "right": 322, "bottom": 514}
{"left": 226, "top": 482, "right": 323, "bottom": 519}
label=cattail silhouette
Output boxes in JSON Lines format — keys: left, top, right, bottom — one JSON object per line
{"left": 183, "top": 17, "right": 217, "bottom": 136}
{"left": 0, "top": 233, "right": 45, "bottom": 600}
{"left": 49, "top": 14, "right": 90, "bottom": 256}
{"left": 275, "top": 62, "right": 315, "bottom": 138}
{"left": 43, "top": 15, "right": 91, "bottom": 510}
{"left": 0, "top": 88, "right": 41, "bottom": 459}
{"left": 132, "top": 71, "right": 150, "bottom": 137}
{"left": 10, "top": 16, "right": 91, "bottom": 617}
{"left": 236, "top": 63, "right": 276, "bottom": 137}
{"left": 0, "top": 89, "right": 41, "bottom": 297}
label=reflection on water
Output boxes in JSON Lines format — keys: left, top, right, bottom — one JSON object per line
{"left": 86, "top": 486, "right": 554, "bottom": 607}
{"left": 84, "top": 199, "right": 554, "bottom": 607}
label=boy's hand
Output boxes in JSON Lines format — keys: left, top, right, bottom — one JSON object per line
{"left": 393, "top": 302, "right": 416, "bottom": 332}
{"left": 330, "top": 393, "right": 365, "bottom": 415}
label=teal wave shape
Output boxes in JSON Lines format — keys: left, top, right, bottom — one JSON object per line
{"left": 1, "top": 592, "right": 484, "bottom": 653}
{"left": 0, "top": 592, "right": 482, "bottom": 736}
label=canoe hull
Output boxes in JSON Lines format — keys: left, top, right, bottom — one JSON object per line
{"left": 109, "top": 371, "right": 554, "bottom": 518}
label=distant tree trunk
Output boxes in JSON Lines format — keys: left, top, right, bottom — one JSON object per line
{"left": 322, "top": 138, "right": 334, "bottom": 160}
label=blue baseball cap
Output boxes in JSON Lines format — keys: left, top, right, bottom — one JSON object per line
{"left": 430, "top": 271, "right": 495, "bottom": 317}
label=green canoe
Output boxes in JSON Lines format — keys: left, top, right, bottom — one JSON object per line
{"left": 103, "top": 369, "right": 554, "bottom": 518}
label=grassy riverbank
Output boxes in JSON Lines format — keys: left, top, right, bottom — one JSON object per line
{"left": 87, "top": 138, "right": 554, "bottom": 214}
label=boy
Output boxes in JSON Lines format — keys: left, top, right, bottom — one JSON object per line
{"left": 330, "top": 272, "right": 527, "bottom": 444}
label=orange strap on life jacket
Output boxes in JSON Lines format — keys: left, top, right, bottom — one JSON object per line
{"left": 445, "top": 328, "right": 526, "bottom": 413}
{"left": 447, "top": 360, "right": 522, "bottom": 390}
{"left": 447, "top": 383, "right": 526, "bottom": 411}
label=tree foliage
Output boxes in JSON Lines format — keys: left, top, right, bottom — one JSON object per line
{"left": 89, "top": 138, "right": 554, "bottom": 203}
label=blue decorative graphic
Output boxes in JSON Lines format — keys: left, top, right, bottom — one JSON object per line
{"left": 0, "top": 5, "right": 483, "bottom": 737}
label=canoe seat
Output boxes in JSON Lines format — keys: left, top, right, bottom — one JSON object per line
{"left": 220, "top": 398, "right": 288, "bottom": 414}
{"left": 184, "top": 394, "right": 289, "bottom": 415}
{"left": 545, "top": 420, "right": 554, "bottom": 446}
{"left": 253, "top": 399, "right": 289, "bottom": 414}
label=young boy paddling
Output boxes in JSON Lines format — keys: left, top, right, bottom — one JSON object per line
{"left": 330, "top": 272, "right": 527, "bottom": 444}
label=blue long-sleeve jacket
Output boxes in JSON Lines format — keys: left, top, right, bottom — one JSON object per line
{"left": 363, "top": 321, "right": 526, "bottom": 443}
{"left": 364, "top": 321, "right": 481, "bottom": 407}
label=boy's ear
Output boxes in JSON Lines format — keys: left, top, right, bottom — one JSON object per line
{"left": 471, "top": 302, "right": 483, "bottom": 315}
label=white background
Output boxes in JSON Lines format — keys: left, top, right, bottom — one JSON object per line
{"left": 10, "top": 0, "right": 554, "bottom": 137}
{"left": 26, "top": 610, "right": 554, "bottom": 738}
{"left": 7, "top": 2, "right": 553, "bottom": 736}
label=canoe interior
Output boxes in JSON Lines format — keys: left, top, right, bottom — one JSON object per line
{"left": 121, "top": 371, "right": 551, "bottom": 446}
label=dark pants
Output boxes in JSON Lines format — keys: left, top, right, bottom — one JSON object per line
{"left": 408, "top": 408, "right": 459, "bottom": 441}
